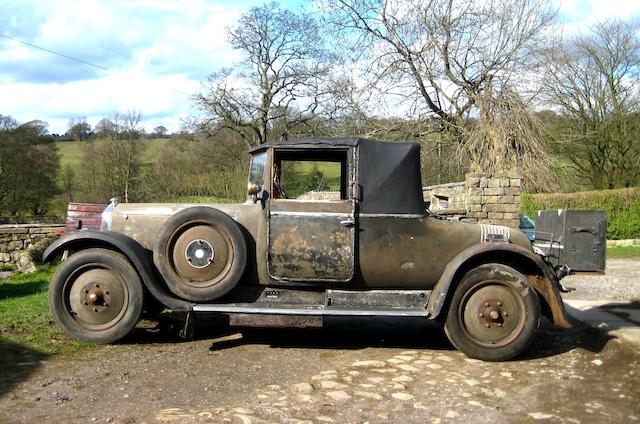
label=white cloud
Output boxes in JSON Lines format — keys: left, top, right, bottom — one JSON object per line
{"left": 0, "top": 72, "right": 201, "bottom": 132}
{"left": 0, "top": 0, "right": 251, "bottom": 133}
{"left": 558, "top": 0, "right": 640, "bottom": 34}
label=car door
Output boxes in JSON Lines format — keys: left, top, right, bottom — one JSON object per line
{"left": 267, "top": 148, "right": 356, "bottom": 282}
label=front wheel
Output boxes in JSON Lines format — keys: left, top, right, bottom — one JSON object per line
{"left": 48, "top": 248, "right": 143, "bottom": 343}
{"left": 444, "top": 263, "right": 540, "bottom": 361}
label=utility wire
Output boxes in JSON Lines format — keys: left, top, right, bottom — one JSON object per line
{"left": 0, "top": 33, "right": 192, "bottom": 97}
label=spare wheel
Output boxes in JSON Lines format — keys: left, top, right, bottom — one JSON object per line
{"left": 153, "top": 207, "right": 247, "bottom": 302}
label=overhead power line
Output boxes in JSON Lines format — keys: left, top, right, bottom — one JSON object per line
{"left": 0, "top": 33, "right": 192, "bottom": 96}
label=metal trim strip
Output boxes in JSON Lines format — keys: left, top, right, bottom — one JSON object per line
{"left": 359, "top": 213, "right": 427, "bottom": 219}
{"left": 193, "top": 304, "right": 429, "bottom": 317}
{"left": 270, "top": 211, "right": 352, "bottom": 218}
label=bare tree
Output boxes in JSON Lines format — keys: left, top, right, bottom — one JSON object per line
{"left": 153, "top": 125, "right": 168, "bottom": 138}
{"left": 320, "top": 0, "right": 557, "bottom": 182}
{"left": 79, "top": 111, "right": 146, "bottom": 203}
{"left": 463, "top": 87, "right": 560, "bottom": 189}
{"left": 195, "top": 2, "right": 330, "bottom": 146}
{"left": 66, "top": 117, "right": 92, "bottom": 141}
{"left": 94, "top": 118, "right": 116, "bottom": 139}
{"left": 544, "top": 19, "right": 640, "bottom": 189}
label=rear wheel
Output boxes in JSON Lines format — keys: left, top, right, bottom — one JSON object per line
{"left": 48, "top": 248, "right": 143, "bottom": 343}
{"left": 444, "top": 263, "right": 540, "bottom": 361}
{"left": 153, "top": 207, "right": 247, "bottom": 302}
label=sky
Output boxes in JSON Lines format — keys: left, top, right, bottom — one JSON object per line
{"left": 1, "top": 0, "right": 639, "bottom": 135}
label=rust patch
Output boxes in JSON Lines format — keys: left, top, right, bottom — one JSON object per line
{"left": 527, "top": 275, "right": 573, "bottom": 328}
{"left": 228, "top": 314, "right": 323, "bottom": 328}
{"left": 268, "top": 215, "right": 353, "bottom": 281}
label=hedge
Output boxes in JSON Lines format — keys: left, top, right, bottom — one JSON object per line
{"left": 521, "top": 188, "right": 640, "bottom": 240}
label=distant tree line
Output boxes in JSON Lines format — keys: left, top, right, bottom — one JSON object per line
{"left": 50, "top": 117, "right": 172, "bottom": 142}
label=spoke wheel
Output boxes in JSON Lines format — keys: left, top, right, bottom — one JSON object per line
{"left": 444, "top": 263, "right": 540, "bottom": 361}
{"left": 49, "top": 249, "right": 143, "bottom": 344}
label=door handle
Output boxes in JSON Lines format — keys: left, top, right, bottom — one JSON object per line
{"left": 570, "top": 226, "right": 596, "bottom": 234}
{"left": 340, "top": 219, "right": 356, "bottom": 227}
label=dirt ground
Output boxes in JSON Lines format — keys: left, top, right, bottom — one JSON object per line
{"left": 1, "top": 259, "right": 639, "bottom": 424}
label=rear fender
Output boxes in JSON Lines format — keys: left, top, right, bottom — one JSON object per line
{"left": 43, "top": 231, "right": 192, "bottom": 312}
{"left": 426, "top": 243, "right": 572, "bottom": 328}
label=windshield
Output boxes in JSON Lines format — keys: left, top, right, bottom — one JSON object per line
{"left": 248, "top": 152, "right": 267, "bottom": 187}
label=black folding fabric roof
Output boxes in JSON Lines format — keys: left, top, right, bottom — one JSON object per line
{"left": 250, "top": 137, "right": 425, "bottom": 215}
{"left": 357, "top": 139, "right": 424, "bottom": 214}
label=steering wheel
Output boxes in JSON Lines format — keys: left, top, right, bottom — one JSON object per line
{"left": 273, "top": 164, "right": 289, "bottom": 199}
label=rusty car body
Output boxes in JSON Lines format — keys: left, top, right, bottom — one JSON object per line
{"left": 44, "top": 137, "right": 604, "bottom": 361}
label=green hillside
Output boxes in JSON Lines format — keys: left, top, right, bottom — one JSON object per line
{"left": 56, "top": 138, "right": 169, "bottom": 169}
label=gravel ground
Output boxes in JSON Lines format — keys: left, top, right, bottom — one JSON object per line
{"left": 0, "top": 258, "right": 638, "bottom": 424}
{"left": 562, "top": 258, "right": 640, "bottom": 301}
{"left": 1, "top": 316, "right": 638, "bottom": 424}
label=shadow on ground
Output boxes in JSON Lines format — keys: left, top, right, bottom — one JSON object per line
{"left": 0, "top": 279, "right": 47, "bottom": 300}
{"left": 124, "top": 312, "right": 615, "bottom": 361}
{"left": 520, "top": 318, "right": 612, "bottom": 361}
{"left": 210, "top": 316, "right": 454, "bottom": 352}
{"left": 0, "top": 338, "right": 47, "bottom": 398}
{"left": 599, "top": 301, "right": 640, "bottom": 326}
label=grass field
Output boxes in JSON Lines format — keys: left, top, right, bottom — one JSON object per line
{"left": 281, "top": 160, "right": 342, "bottom": 198}
{"left": 56, "top": 138, "right": 170, "bottom": 169}
{"left": 0, "top": 266, "right": 88, "bottom": 356}
{"left": 607, "top": 245, "right": 640, "bottom": 259}
{"left": 0, "top": 266, "right": 92, "bottom": 389}
{"left": 55, "top": 140, "right": 85, "bottom": 169}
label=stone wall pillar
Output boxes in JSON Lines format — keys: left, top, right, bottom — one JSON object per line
{"left": 464, "top": 171, "right": 522, "bottom": 228}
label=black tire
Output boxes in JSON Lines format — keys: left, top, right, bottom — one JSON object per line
{"left": 153, "top": 207, "right": 247, "bottom": 302}
{"left": 48, "top": 248, "right": 143, "bottom": 344}
{"left": 444, "top": 263, "right": 540, "bottom": 361}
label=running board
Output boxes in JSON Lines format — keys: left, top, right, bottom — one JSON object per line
{"left": 192, "top": 303, "right": 430, "bottom": 317}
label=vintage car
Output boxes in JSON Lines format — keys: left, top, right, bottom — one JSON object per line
{"left": 43, "top": 137, "right": 605, "bottom": 361}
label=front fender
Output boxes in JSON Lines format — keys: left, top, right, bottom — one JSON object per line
{"left": 43, "top": 231, "right": 192, "bottom": 312}
{"left": 426, "top": 242, "right": 572, "bottom": 328}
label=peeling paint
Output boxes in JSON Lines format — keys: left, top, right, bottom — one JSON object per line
{"left": 268, "top": 215, "right": 353, "bottom": 281}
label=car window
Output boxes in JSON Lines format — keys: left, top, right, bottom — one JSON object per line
{"left": 248, "top": 152, "right": 267, "bottom": 187}
{"left": 272, "top": 150, "right": 348, "bottom": 201}
{"left": 279, "top": 160, "right": 342, "bottom": 200}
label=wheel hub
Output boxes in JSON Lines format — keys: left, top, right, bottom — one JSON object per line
{"left": 461, "top": 282, "right": 525, "bottom": 347}
{"left": 66, "top": 267, "right": 128, "bottom": 329}
{"left": 479, "top": 301, "right": 508, "bottom": 328}
{"left": 170, "top": 224, "right": 232, "bottom": 285}
{"left": 184, "top": 239, "right": 214, "bottom": 269}
{"left": 85, "top": 286, "right": 109, "bottom": 306}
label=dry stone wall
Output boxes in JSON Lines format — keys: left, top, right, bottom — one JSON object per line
{"left": 423, "top": 172, "right": 523, "bottom": 228}
{"left": 0, "top": 224, "right": 64, "bottom": 273}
